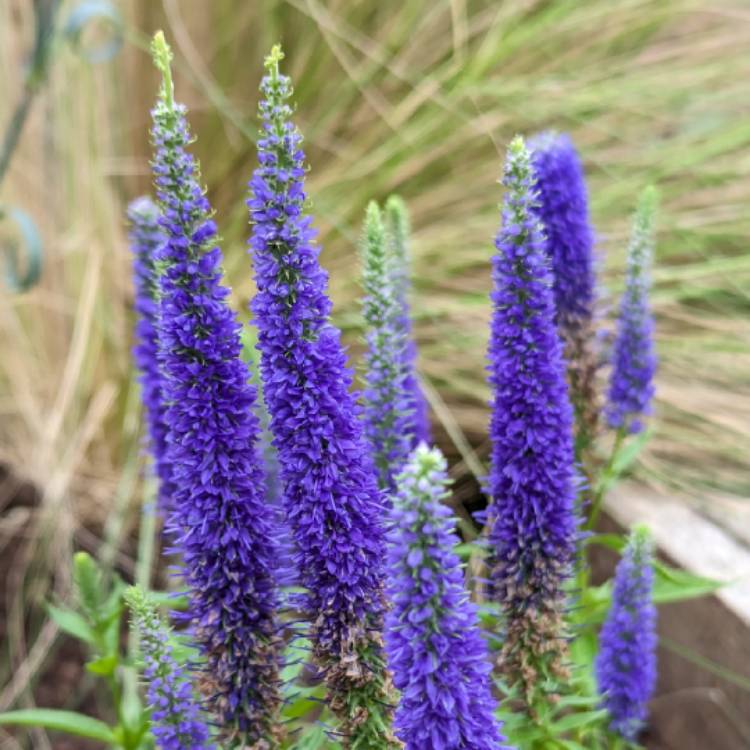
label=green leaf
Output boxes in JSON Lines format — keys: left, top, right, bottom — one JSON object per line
{"left": 101, "top": 608, "right": 124, "bottom": 655}
{"left": 0, "top": 709, "right": 116, "bottom": 743}
{"left": 652, "top": 563, "right": 724, "bottom": 603}
{"left": 585, "top": 533, "right": 626, "bottom": 552}
{"left": 46, "top": 604, "right": 96, "bottom": 644}
{"left": 86, "top": 654, "right": 118, "bottom": 676}
{"left": 120, "top": 666, "right": 146, "bottom": 733}
{"left": 146, "top": 590, "right": 190, "bottom": 611}
{"left": 596, "top": 430, "right": 652, "bottom": 497}
{"left": 281, "top": 638, "right": 311, "bottom": 685}
{"left": 549, "top": 708, "right": 609, "bottom": 732}
{"left": 102, "top": 575, "right": 126, "bottom": 620}
{"left": 611, "top": 429, "right": 651, "bottom": 476}
{"left": 291, "top": 723, "right": 336, "bottom": 749}
{"left": 74, "top": 551, "right": 104, "bottom": 620}
{"left": 282, "top": 685, "right": 326, "bottom": 719}
{"left": 555, "top": 693, "right": 600, "bottom": 710}
{"left": 453, "top": 542, "right": 485, "bottom": 561}
{"left": 577, "top": 581, "right": 613, "bottom": 624}
{"left": 557, "top": 740, "right": 594, "bottom": 750}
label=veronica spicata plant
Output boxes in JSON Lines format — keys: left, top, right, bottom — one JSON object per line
{"left": 385, "top": 195, "right": 431, "bottom": 446}
{"left": 385, "top": 445, "right": 511, "bottom": 750}
{"left": 486, "top": 135, "right": 578, "bottom": 714}
{"left": 361, "top": 200, "right": 414, "bottom": 491}
{"left": 529, "top": 133, "right": 599, "bottom": 453}
{"left": 596, "top": 527, "right": 657, "bottom": 741}
{"left": 127, "top": 196, "right": 173, "bottom": 511}
{"left": 607, "top": 186, "right": 658, "bottom": 435}
{"left": 126, "top": 587, "right": 213, "bottom": 750}
{"left": 247, "top": 46, "right": 398, "bottom": 747}
{"left": 149, "top": 33, "right": 283, "bottom": 747}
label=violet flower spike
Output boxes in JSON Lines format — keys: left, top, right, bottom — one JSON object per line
{"left": 596, "top": 526, "right": 657, "bottom": 740}
{"left": 606, "top": 186, "right": 658, "bottom": 435}
{"left": 246, "top": 45, "right": 397, "bottom": 748}
{"left": 529, "top": 133, "right": 599, "bottom": 451}
{"left": 361, "top": 200, "right": 415, "bottom": 492}
{"left": 385, "top": 195, "right": 432, "bottom": 446}
{"left": 385, "top": 445, "right": 512, "bottom": 750}
{"left": 149, "top": 32, "right": 282, "bottom": 747}
{"left": 486, "top": 135, "right": 578, "bottom": 711}
{"left": 125, "top": 587, "right": 214, "bottom": 750}
{"left": 128, "top": 196, "right": 173, "bottom": 512}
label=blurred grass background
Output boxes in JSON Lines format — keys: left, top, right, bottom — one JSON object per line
{"left": 1, "top": 0, "right": 749, "bottom": 702}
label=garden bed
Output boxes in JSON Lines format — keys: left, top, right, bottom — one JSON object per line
{"left": 2, "top": 466, "right": 750, "bottom": 749}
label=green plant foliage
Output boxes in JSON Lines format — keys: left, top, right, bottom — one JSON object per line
{"left": 0, "top": 709, "right": 117, "bottom": 743}
{"left": 7, "top": 553, "right": 152, "bottom": 749}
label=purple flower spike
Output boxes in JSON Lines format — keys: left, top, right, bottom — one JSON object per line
{"left": 246, "top": 45, "right": 397, "bottom": 748}
{"left": 486, "top": 136, "right": 578, "bottom": 711}
{"left": 607, "top": 187, "right": 658, "bottom": 434}
{"left": 361, "top": 200, "right": 415, "bottom": 491}
{"left": 126, "top": 587, "right": 214, "bottom": 750}
{"left": 149, "top": 33, "right": 282, "bottom": 747}
{"left": 596, "top": 526, "right": 657, "bottom": 740}
{"left": 385, "top": 445, "right": 512, "bottom": 750}
{"left": 385, "top": 195, "right": 432, "bottom": 446}
{"left": 127, "top": 196, "right": 173, "bottom": 511}
{"left": 529, "top": 133, "right": 599, "bottom": 448}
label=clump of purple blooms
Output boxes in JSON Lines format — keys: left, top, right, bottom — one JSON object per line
{"left": 596, "top": 526, "right": 657, "bottom": 740}
{"left": 246, "top": 46, "right": 398, "bottom": 747}
{"left": 117, "top": 33, "right": 666, "bottom": 750}
{"left": 385, "top": 195, "right": 432, "bottom": 447}
{"left": 385, "top": 444, "right": 511, "bottom": 750}
{"left": 125, "top": 587, "right": 213, "bottom": 750}
{"left": 486, "top": 135, "right": 578, "bottom": 710}
{"left": 360, "top": 200, "right": 415, "bottom": 491}
{"left": 529, "top": 132, "right": 599, "bottom": 450}
{"left": 127, "top": 196, "right": 172, "bottom": 510}
{"left": 149, "top": 33, "right": 282, "bottom": 747}
{"left": 607, "top": 186, "right": 658, "bottom": 434}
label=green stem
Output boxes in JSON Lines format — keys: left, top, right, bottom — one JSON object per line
{"left": 134, "top": 478, "right": 158, "bottom": 593}
{"left": 585, "top": 428, "right": 626, "bottom": 532}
